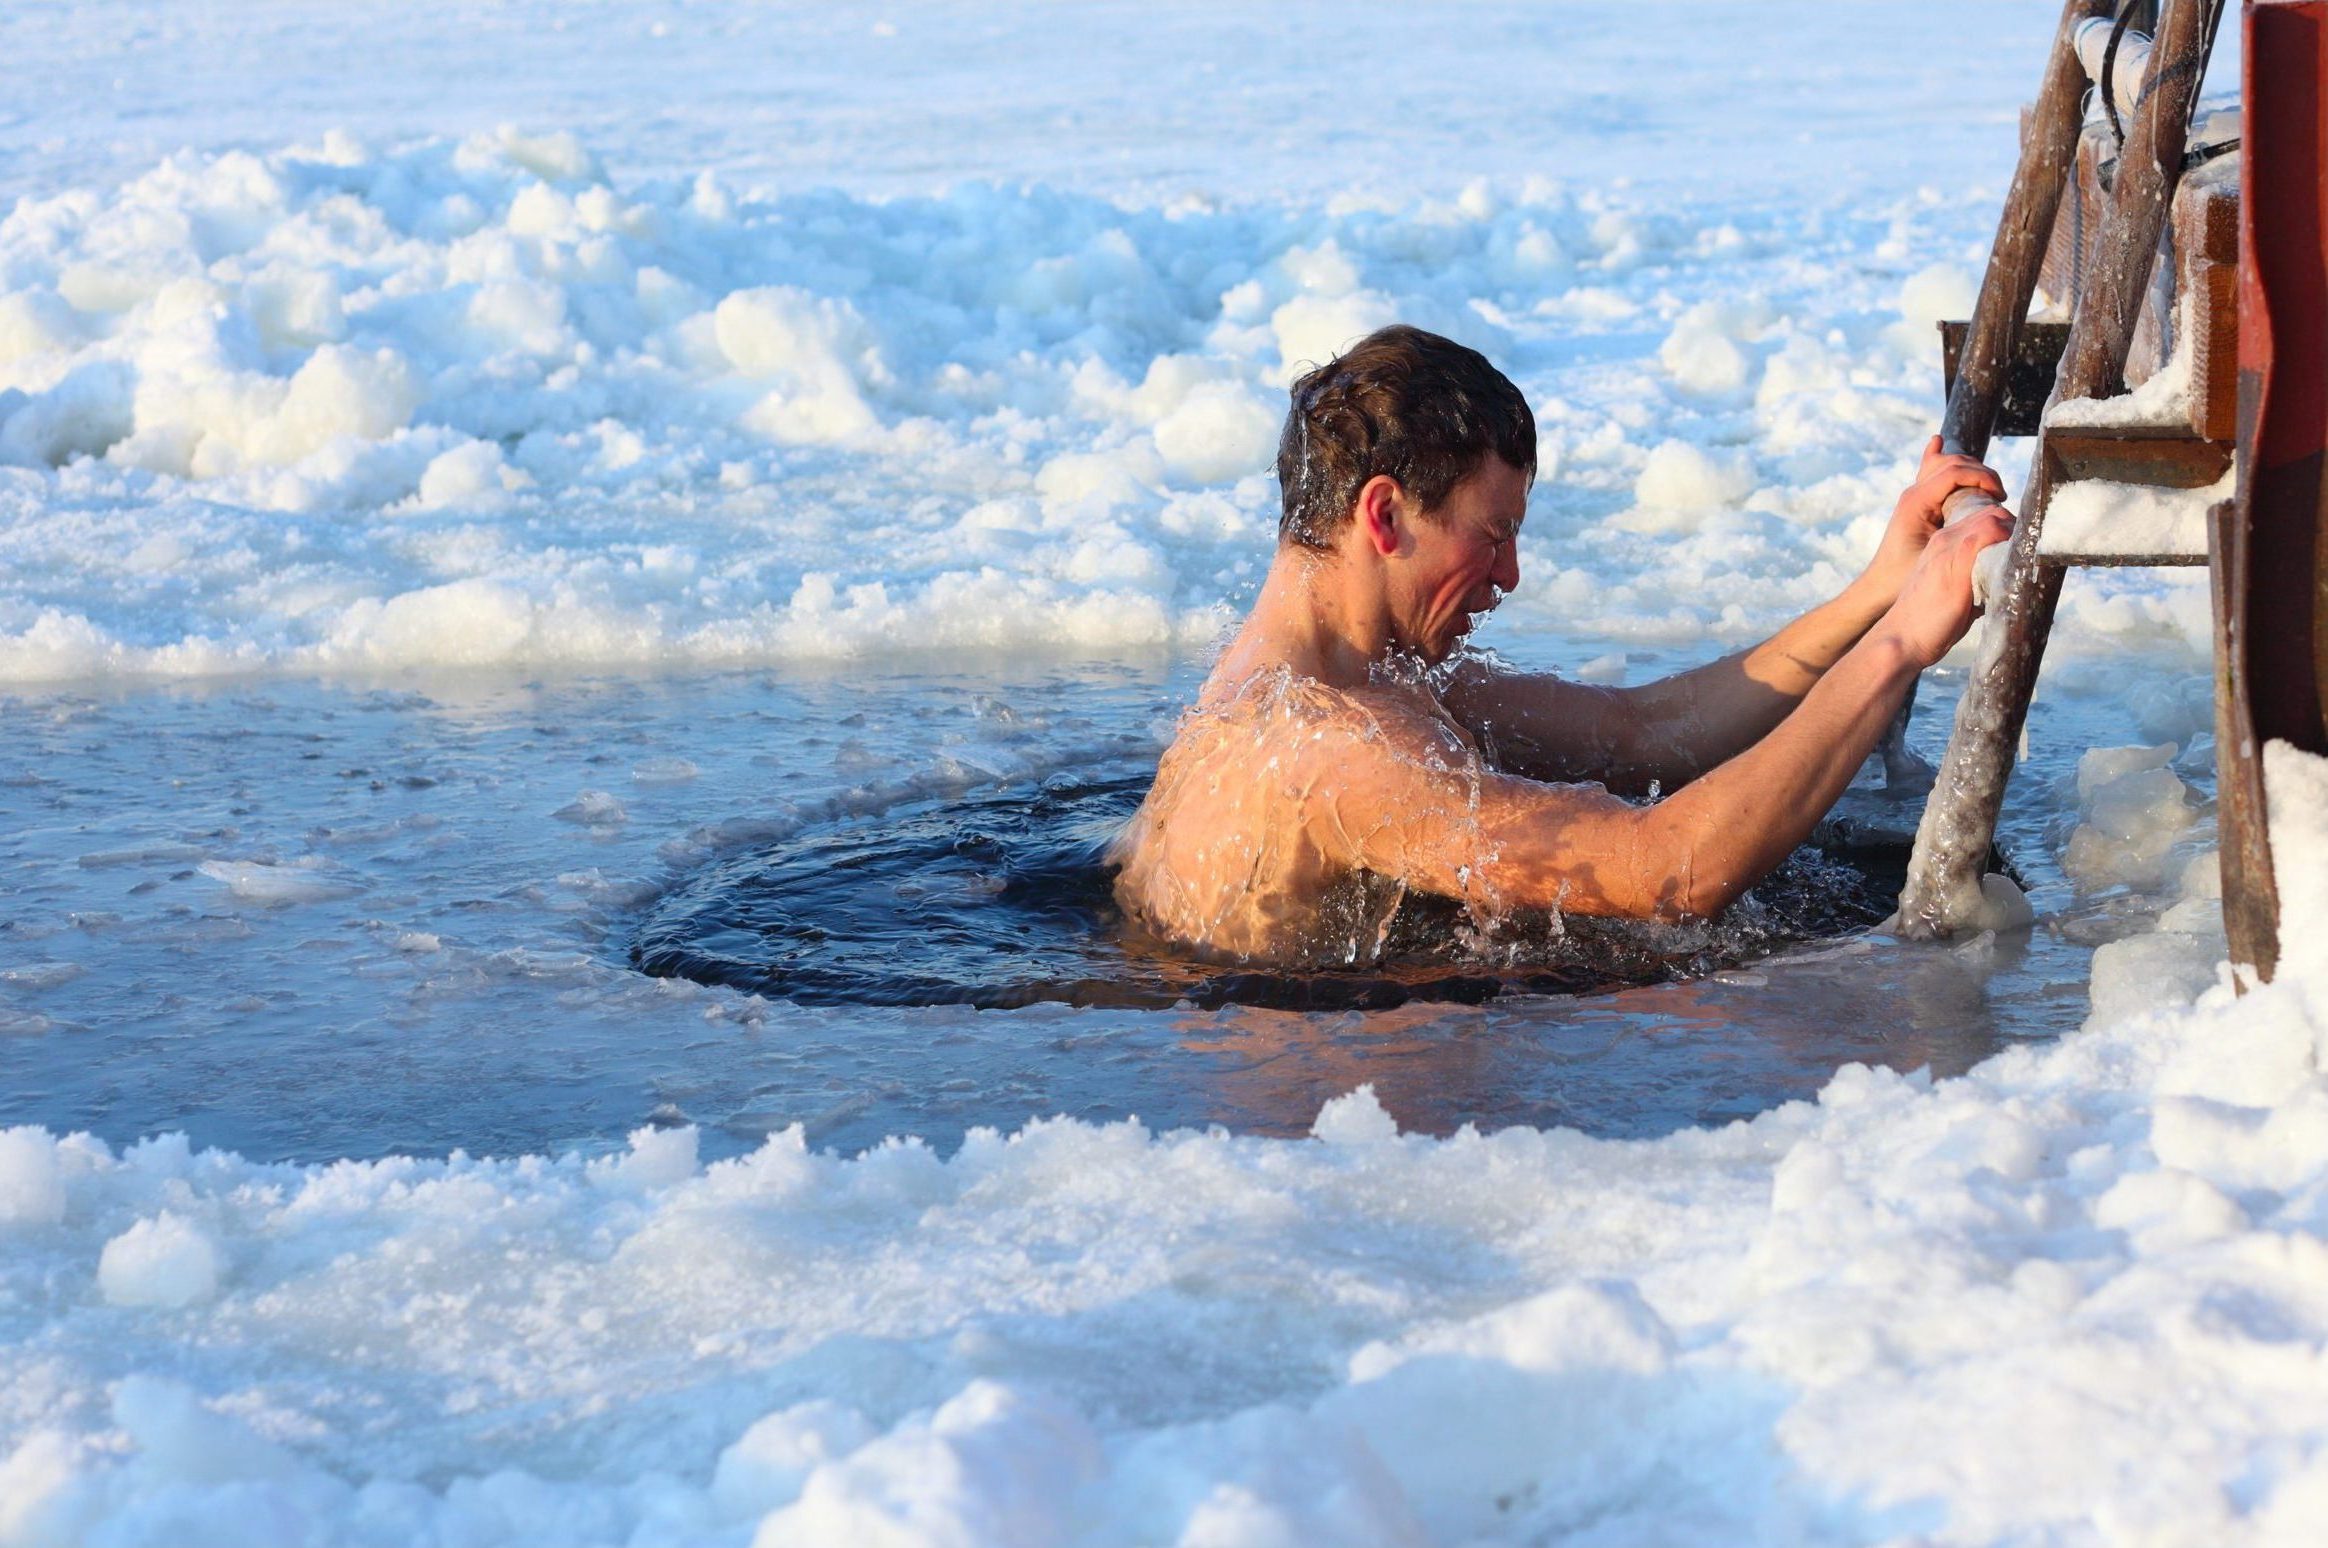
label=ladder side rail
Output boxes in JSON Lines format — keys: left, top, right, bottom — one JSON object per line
{"left": 1883, "top": 0, "right": 2113, "bottom": 791}
{"left": 1939, "top": 0, "right": 2118, "bottom": 473}
{"left": 1897, "top": 0, "right": 2225, "bottom": 938}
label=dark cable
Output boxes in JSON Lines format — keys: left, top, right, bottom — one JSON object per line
{"left": 2100, "top": 3, "right": 2142, "bottom": 148}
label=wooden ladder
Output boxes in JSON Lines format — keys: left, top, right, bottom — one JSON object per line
{"left": 1893, "top": 0, "right": 2232, "bottom": 938}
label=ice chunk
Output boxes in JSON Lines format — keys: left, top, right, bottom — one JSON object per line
{"left": 0, "top": 289, "right": 84, "bottom": 364}
{"left": 629, "top": 757, "right": 700, "bottom": 786}
{"left": 1626, "top": 439, "right": 1753, "bottom": 526}
{"left": 216, "top": 344, "right": 421, "bottom": 471}
{"left": 2092, "top": 1167, "right": 2246, "bottom": 1252}
{"left": 2087, "top": 931, "right": 2219, "bottom": 1028}
{"left": 97, "top": 1212, "right": 222, "bottom": 1307}
{"left": 197, "top": 858, "right": 363, "bottom": 905}
{"left": 1311, "top": 1084, "right": 1400, "bottom": 1146}
{"left": 322, "top": 578, "right": 543, "bottom": 668}
{"left": 0, "top": 1127, "right": 67, "bottom": 1226}
{"left": 0, "top": 1429, "right": 79, "bottom": 1545}
{"left": 1153, "top": 382, "right": 1276, "bottom": 485}
{"left": 413, "top": 440, "right": 526, "bottom": 509}
{"left": 717, "top": 287, "right": 884, "bottom": 446}
{"left": 1898, "top": 264, "right": 1976, "bottom": 335}
{"left": 0, "top": 362, "right": 134, "bottom": 467}
{"left": 1572, "top": 652, "right": 1627, "bottom": 685}
{"left": 588, "top": 1124, "right": 699, "bottom": 1191}
{"left": 1348, "top": 1280, "right": 1675, "bottom": 1383}
{"left": 1, "top": 961, "right": 83, "bottom": 991}
{"left": 713, "top": 1401, "right": 878, "bottom": 1520}
{"left": 1658, "top": 300, "right": 1754, "bottom": 396}
{"left": 2062, "top": 763, "right": 2196, "bottom": 892}
{"left": 1271, "top": 291, "right": 1398, "bottom": 382}
{"left": 752, "top": 1382, "right": 1101, "bottom": 1548}
{"left": 1968, "top": 871, "right": 2034, "bottom": 931}
{"left": 2075, "top": 742, "right": 2178, "bottom": 802}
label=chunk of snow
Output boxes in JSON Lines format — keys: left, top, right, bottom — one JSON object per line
{"left": 97, "top": 1213, "right": 222, "bottom": 1307}
{"left": 0, "top": 1128, "right": 67, "bottom": 1226}
{"left": 1625, "top": 439, "right": 1753, "bottom": 528}
{"left": 2265, "top": 741, "right": 2328, "bottom": 974}
{"left": 1153, "top": 382, "right": 1278, "bottom": 485}
{"left": 2038, "top": 471, "right": 2227, "bottom": 561}
{"left": 713, "top": 1401, "right": 878, "bottom": 1520}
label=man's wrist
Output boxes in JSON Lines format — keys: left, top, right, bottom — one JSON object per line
{"left": 1837, "top": 568, "right": 1898, "bottom": 630}
{"left": 1858, "top": 620, "right": 1930, "bottom": 676}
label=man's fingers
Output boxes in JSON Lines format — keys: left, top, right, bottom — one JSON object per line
{"left": 1935, "top": 484, "right": 2011, "bottom": 524}
{"left": 1925, "top": 458, "right": 2007, "bottom": 501}
{"left": 1951, "top": 507, "right": 2015, "bottom": 556}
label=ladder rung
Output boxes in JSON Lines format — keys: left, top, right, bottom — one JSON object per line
{"left": 2041, "top": 550, "right": 2209, "bottom": 567}
{"left": 2043, "top": 422, "right": 2233, "bottom": 488}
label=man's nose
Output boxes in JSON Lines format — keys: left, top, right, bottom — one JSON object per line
{"left": 1493, "top": 541, "right": 1521, "bottom": 593}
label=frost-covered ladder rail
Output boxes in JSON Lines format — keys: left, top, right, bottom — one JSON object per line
{"left": 1896, "top": 0, "right": 2225, "bottom": 938}
{"left": 1874, "top": 0, "right": 2111, "bottom": 790}
{"left": 1931, "top": 0, "right": 2108, "bottom": 486}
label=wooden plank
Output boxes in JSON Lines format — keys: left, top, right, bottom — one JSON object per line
{"left": 2176, "top": 164, "right": 2242, "bottom": 440}
{"left": 2049, "top": 550, "right": 2208, "bottom": 566}
{"left": 2213, "top": 496, "right": 2282, "bottom": 982}
{"left": 1898, "top": 0, "right": 2224, "bottom": 939}
{"left": 2035, "top": 121, "right": 2113, "bottom": 316}
{"left": 2187, "top": 260, "right": 2242, "bottom": 440}
{"left": 2045, "top": 423, "right": 2233, "bottom": 487}
{"left": 1940, "top": 320, "right": 2073, "bottom": 438}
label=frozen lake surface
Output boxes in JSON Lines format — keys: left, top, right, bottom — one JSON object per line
{"left": 4, "top": 645, "right": 2185, "bottom": 1167}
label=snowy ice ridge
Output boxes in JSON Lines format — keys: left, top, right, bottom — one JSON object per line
{"left": 5, "top": 930, "right": 2328, "bottom": 1544}
{"left": 0, "top": 123, "right": 2205, "bottom": 681}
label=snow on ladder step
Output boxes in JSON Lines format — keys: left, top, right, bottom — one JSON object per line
{"left": 2030, "top": 419, "right": 2234, "bottom": 567}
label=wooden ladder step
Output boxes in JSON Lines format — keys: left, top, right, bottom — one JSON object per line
{"left": 2033, "top": 419, "right": 2233, "bottom": 565}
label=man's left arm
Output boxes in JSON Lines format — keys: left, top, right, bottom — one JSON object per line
{"left": 1442, "top": 438, "right": 2004, "bottom": 796}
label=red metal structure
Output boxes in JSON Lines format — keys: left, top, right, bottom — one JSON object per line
{"left": 2217, "top": 0, "right": 2328, "bottom": 981}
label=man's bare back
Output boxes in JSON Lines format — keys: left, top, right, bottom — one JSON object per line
{"left": 1112, "top": 326, "right": 2011, "bottom": 967}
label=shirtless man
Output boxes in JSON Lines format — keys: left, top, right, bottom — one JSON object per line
{"left": 1111, "top": 324, "right": 2012, "bottom": 966}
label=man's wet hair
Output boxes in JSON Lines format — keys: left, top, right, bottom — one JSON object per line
{"left": 1276, "top": 324, "right": 1536, "bottom": 551}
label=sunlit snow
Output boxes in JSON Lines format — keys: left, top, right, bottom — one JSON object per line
{"left": 0, "top": 4, "right": 2317, "bottom": 1546}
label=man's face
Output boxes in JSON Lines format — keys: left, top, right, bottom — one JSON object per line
{"left": 1395, "top": 457, "right": 1529, "bottom": 662}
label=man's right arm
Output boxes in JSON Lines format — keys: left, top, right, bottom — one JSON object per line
{"left": 1318, "top": 507, "right": 2010, "bottom": 919}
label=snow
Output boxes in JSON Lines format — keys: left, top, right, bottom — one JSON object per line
{"left": 96, "top": 1211, "right": 224, "bottom": 1308}
{"left": 0, "top": 2, "right": 2312, "bottom": 1544}
{"left": 2265, "top": 741, "right": 2328, "bottom": 951}
{"left": 6, "top": 961, "right": 2328, "bottom": 1545}
{"left": 2038, "top": 470, "right": 2228, "bottom": 561}
{"left": 0, "top": 4, "right": 2208, "bottom": 684}
{"left": 2048, "top": 300, "right": 2199, "bottom": 430}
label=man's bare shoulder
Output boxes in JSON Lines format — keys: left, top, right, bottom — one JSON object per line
{"left": 1187, "top": 666, "right": 1478, "bottom": 776}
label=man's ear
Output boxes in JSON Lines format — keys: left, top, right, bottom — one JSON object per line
{"left": 1354, "top": 475, "right": 1405, "bottom": 557}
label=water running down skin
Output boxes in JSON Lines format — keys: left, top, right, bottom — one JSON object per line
{"left": 1113, "top": 326, "right": 2014, "bottom": 966}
